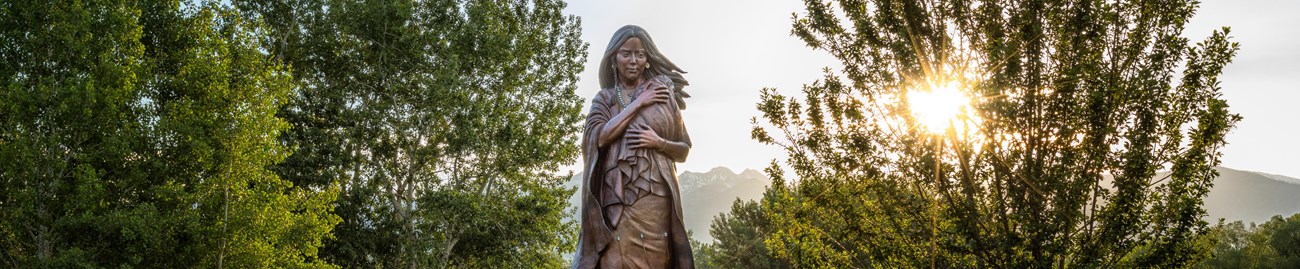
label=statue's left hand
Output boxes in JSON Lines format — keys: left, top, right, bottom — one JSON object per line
{"left": 626, "top": 123, "right": 664, "bottom": 151}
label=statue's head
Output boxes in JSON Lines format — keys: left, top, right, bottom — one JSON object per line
{"left": 600, "top": 25, "right": 690, "bottom": 109}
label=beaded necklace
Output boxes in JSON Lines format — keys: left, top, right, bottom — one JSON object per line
{"left": 615, "top": 83, "right": 635, "bottom": 111}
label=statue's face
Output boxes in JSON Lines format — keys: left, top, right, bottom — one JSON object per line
{"left": 615, "top": 37, "right": 647, "bottom": 84}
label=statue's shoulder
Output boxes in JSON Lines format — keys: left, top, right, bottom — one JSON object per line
{"left": 650, "top": 75, "right": 675, "bottom": 90}
{"left": 591, "top": 87, "right": 615, "bottom": 103}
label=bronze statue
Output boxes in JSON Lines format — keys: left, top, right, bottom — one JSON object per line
{"left": 573, "top": 25, "right": 695, "bottom": 269}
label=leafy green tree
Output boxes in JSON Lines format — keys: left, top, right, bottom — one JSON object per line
{"left": 232, "top": 0, "right": 587, "bottom": 267}
{"left": 1271, "top": 214, "right": 1300, "bottom": 266}
{"left": 1, "top": 0, "right": 338, "bottom": 268}
{"left": 0, "top": 0, "right": 149, "bottom": 266}
{"left": 1198, "top": 214, "right": 1300, "bottom": 268}
{"left": 703, "top": 193, "right": 791, "bottom": 269}
{"left": 1197, "top": 220, "right": 1277, "bottom": 268}
{"left": 752, "top": 0, "right": 1239, "bottom": 267}
{"left": 692, "top": 231, "right": 718, "bottom": 268}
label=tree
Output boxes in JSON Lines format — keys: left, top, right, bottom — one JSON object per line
{"left": 231, "top": 0, "right": 587, "bottom": 267}
{"left": 1, "top": 1, "right": 338, "bottom": 268}
{"left": 1271, "top": 214, "right": 1300, "bottom": 266}
{"left": 1198, "top": 214, "right": 1300, "bottom": 268}
{"left": 752, "top": 0, "right": 1239, "bottom": 267}
{"left": 702, "top": 183, "right": 791, "bottom": 269}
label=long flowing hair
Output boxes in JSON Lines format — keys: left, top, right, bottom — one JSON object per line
{"left": 598, "top": 25, "right": 690, "bottom": 109}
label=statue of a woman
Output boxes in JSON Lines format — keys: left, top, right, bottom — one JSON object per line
{"left": 573, "top": 25, "right": 695, "bottom": 269}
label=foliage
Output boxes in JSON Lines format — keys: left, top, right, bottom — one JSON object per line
{"left": 231, "top": 0, "right": 587, "bottom": 267}
{"left": 0, "top": 0, "right": 338, "bottom": 268}
{"left": 692, "top": 232, "right": 717, "bottom": 268}
{"left": 751, "top": 0, "right": 1240, "bottom": 267}
{"left": 700, "top": 187, "right": 791, "bottom": 269}
{"left": 1197, "top": 213, "right": 1300, "bottom": 268}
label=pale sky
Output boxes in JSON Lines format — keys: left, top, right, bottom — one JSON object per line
{"left": 561, "top": 0, "right": 1300, "bottom": 179}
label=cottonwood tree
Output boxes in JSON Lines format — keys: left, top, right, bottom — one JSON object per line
{"left": 700, "top": 174, "right": 792, "bottom": 269}
{"left": 0, "top": 1, "right": 338, "bottom": 268}
{"left": 752, "top": 0, "right": 1240, "bottom": 267}
{"left": 232, "top": 0, "right": 587, "bottom": 267}
{"left": 1198, "top": 214, "right": 1300, "bottom": 268}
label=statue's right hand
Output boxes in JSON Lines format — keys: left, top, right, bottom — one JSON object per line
{"left": 635, "top": 85, "right": 672, "bottom": 109}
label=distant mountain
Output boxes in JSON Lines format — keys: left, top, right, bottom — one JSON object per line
{"left": 562, "top": 166, "right": 771, "bottom": 243}
{"left": 1202, "top": 167, "right": 1300, "bottom": 224}
{"left": 678, "top": 167, "right": 770, "bottom": 242}
{"left": 563, "top": 166, "right": 1300, "bottom": 243}
{"left": 1256, "top": 170, "right": 1300, "bottom": 185}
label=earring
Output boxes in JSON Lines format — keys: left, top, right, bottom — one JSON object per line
{"left": 645, "top": 63, "right": 650, "bottom": 69}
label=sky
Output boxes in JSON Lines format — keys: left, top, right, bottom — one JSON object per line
{"left": 561, "top": 0, "right": 1300, "bottom": 179}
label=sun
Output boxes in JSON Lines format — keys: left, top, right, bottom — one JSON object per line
{"left": 908, "top": 81, "right": 975, "bottom": 134}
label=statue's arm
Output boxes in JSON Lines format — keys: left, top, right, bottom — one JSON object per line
{"left": 597, "top": 86, "right": 672, "bottom": 147}
{"left": 658, "top": 139, "right": 689, "bottom": 163}
{"left": 626, "top": 121, "right": 690, "bottom": 163}
{"left": 662, "top": 115, "right": 691, "bottom": 163}
{"left": 597, "top": 106, "right": 637, "bottom": 147}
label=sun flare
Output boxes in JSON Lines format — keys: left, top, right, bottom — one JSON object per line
{"left": 908, "top": 81, "right": 975, "bottom": 134}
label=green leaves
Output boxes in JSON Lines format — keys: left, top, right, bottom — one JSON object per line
{"left": 748, "top": 0, "right": 1240, "bottom": 267}
{"left": 1, "top": 1, "right": 337, "bottom": 267}
{"left": 1199, "top": 214, "right": 1300, "bottom": 268}
{"left": 699, "top": 198, "right": 791, "bottom": 269}
{"left": 234, "top": 0, "right": 587, "bottom": 267}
